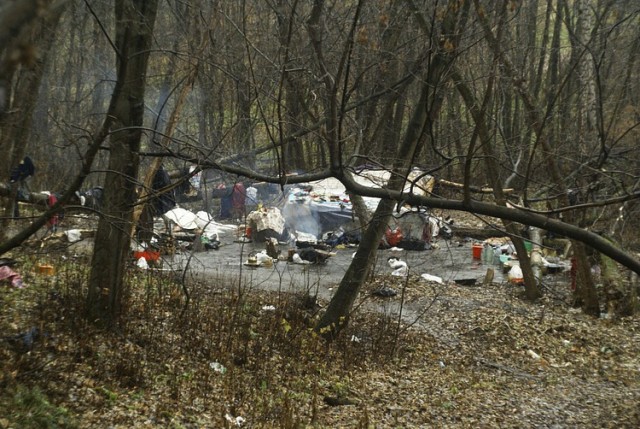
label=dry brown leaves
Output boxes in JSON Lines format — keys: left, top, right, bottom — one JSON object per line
{"left": 1, "top": 247, "right": 639, "bottom": 428}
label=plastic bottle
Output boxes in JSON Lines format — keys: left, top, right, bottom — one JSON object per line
{"left": 493, "top": 247, "right": 501, "bottom": 265}
{"left": 482, "top": 244, "right": 492, "bottom": 264}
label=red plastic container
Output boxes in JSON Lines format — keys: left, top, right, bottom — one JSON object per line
{"left": 133, "top": 250, "right": 160, "bottom": 262}
{"left": 472, "top": 244, "right": 483, "bottom": 259}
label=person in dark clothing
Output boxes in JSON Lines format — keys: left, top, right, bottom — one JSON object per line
{"left": 137, "top": 166, "right": 177, "bottom": 243}
{"left": 219, "top": 184, "right": 233, "bottom": 219}
{"left": 151, "top": 166, "right": 176, "bottom": 216}
{"left": 10, "top": 156, "right": 35, "bottom": 185}
{"left": 9, "top": 156, "right": 35, "bottom": 217}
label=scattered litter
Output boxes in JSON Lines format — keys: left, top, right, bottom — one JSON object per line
{"left": 136, "top": 257, "right": 148, "bottom": 270}
{"left": 253, "top": 250, "right": 274, "bottom": 265}
{"left": 194, "top": 211, "right": 219, "bottom": 240}
{"left": 298, "top": 248, "right": 333, "bottom": 264}
{"left": 0, "top": 266, "right": 25, "bottom": 288}
{"left": 201, "top": 235, "right": 220, "bottom": 250}
{"left": 421, "top": 273, "right": 444, "bottom": 284}
{"left": 244, "top": 254, "right": 260, "bottom": 267}
{"left": 65, "top": 229, "right": 82, "bottom": 243}
{"left": 508, "top": 265, "right": 524, "bottom": 284}
{"left": 385, "top": 227, "right": 403, "bottom": 247}
{"left": 292, "top": 253, "right": 310, "bottom": 265}
{"left": 261, "top": 305, "right": 276, "bottom": 311}
{"left": 132, "top": 249, "right": 160, "bottom": 263}
{"left": 387, "top": 257, "right": 408, "bottom": 276}
{"left": 526, "top": 349, "right": 541, "bottom": 360}
{"left": 351, "top": 335, "right": 361, "bottom": 343}
{"left": 372, "top": 286, "right": 397, "bottom": 297}
{"left": 224, "top": 413, "right": 246, "bottom": 426}
{"left": 209, "top": 362, "right": 227, "bottom": 374}
{"left": 36, "top": 264, "right": 55, "bottom": 276}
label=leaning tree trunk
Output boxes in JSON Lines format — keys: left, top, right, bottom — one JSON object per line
{"left": 473, "top": 0, "right": 600, "bottom": 316}
{"left": 452, "top": 66, "right": 542, "bottom": 300}
{"left": 131, "top": 43, "right": 204, "bottom": 243}
{"left": 315, "top": 0, "right": 468, "bottom": 337}
{"left": 87, "top": 0, "right": 159, "bottom": 324}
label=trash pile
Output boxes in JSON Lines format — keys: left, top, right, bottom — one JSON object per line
{"left": 279, "top": 170, "right": 449, "bottom": 249}
{"left": 245, "top": 207, "right": 288, "bottom": 243}
{"left": 471, "top": 236, "right": 570, "bottom": 284}
{"left": 132, "top": 207, "right": 235, "bottom": 268}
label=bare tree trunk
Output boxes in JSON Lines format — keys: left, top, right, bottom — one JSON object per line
{"left": 529, "top": 227, "right": 545, "bottom": 281}
{"left": 453, "top": 67, "right": 542, "bottom": 300}
{"left": 315, "top": 0, "right": 468, "bottom": 336}
{"left": 0, "top": 8, "right": 64, "bottom": 236}
{"left": 473, "top": 0, "right": 600, "bottom": 315}
{"left": 131, "top": 35, "right": 205, "bottom": 242}
{"left": 87, "top": 0, "right": 159, "bottom": 324}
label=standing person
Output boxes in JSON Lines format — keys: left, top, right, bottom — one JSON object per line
{"left": 9, "top": 156, "right": 35, "bottom": 217}
{"left": 218, "top": 184, "right": 233, "bottom": 219}
{"left": 245, "top": 183, "right": 258, "bottom": 213}
{"left": 231, "top": 181, "right": 246, "bottom": 220}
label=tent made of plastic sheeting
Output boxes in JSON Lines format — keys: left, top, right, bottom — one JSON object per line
{"left": 282, "top": 198, "right": 356, "bottom": 238}
{"left": 280, "top": 168, "right": 436, "bottom": 239}
{"left": 352, "top": 168, "right": 435, "bottom": 200}
{"left": 164, "top": 207, "right": 199, "bottom": 230}
{"left": 163, "top": 208, "right": 235, "bottom": 240}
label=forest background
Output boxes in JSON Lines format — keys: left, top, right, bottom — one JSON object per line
{"left": 1, "top": 0, "right": 640, "bottom": 427}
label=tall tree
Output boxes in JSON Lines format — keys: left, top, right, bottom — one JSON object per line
{"left": 87, "top": 0, "right": 159, "bottom": 323}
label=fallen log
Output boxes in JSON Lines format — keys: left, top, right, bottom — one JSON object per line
{"left": 450, "top": 226, "right": 509, "bottom": 240}
{"left": 0, "top": 182, "right": 88, "bottom": 217}
{"left": 0, "top": 182, "right": 49, "bottom": 206}
{"left": 437, "top": 179, "right": 515, "bottom": 194}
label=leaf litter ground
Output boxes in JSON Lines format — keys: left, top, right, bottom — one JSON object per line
{"left": 1, "top": 214, "right": 639, "bottom": 428}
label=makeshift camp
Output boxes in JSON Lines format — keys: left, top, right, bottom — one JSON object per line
{"left": 279, "top": 168, "right": 448, "bottom": 247}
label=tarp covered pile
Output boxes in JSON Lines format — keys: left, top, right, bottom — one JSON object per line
{"left": 280, "top": 168, "right": 445, "bottom": 244}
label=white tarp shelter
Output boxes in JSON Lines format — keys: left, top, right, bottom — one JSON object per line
{"left": 282, "top": 168, "right": 439, "bottom": 239}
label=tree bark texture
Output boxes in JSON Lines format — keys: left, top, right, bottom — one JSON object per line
{"left": 87, "top": 0, "right": 159, "bottom": 324}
